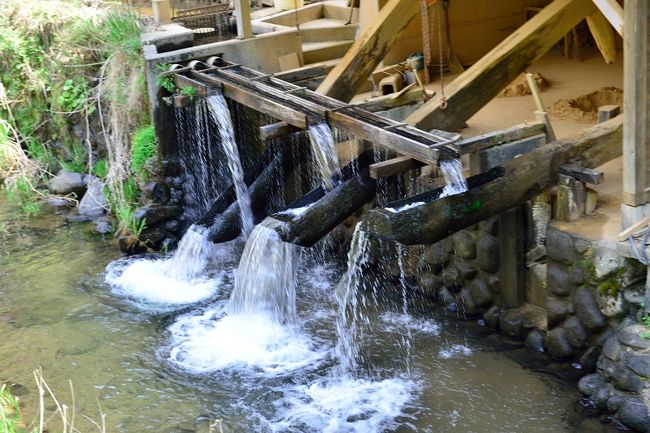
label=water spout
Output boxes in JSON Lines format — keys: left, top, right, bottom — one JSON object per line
{"left": 307, "top": 121, "right": 342, "bottom": 191}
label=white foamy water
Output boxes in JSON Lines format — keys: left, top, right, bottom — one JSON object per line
{"left": 167, "top": 305, "right": 328, "bottom": 375}
{"left": 439, "top": 158, "right": 468, "bottom": 198}
{"left": 207, "top": 92, "right": 255, "bottom": 236}
{"left": 268, "top": 377, "right": 417, "bottom": 433}
{"left": 307, "top": 122, "right": 342, "bottom": 191}
{"left": 439, "top": 343, "right": 473, "bottom": 359}
{"left": 380, "top": 312, "right": 441, "bottom": 335}
{"left": 105, "top": 225, "right": 226, "bottom": 308}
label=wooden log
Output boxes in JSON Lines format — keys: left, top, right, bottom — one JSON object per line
{"left": 592, "top": 0, "right": 624, "bottom": 36}
{"left": 270, "top": 171, "right": 377, "bottom": 247}
{"left": 557, "top": 174, "right": 586, "bottom": 221}
{"left": 364, "top": 115, "right": 622, "bottom": 245}
{"left": 405, "top": 0, "right": 596, "bottom": 132}
{"left": 259, "top": 122, "right": 300, "bottom": 141}
{"left": 316, "top": 0, "right": 419, "bottom": 102}
{"left": 586, "top": 9, "right": 617, "bottom": 64}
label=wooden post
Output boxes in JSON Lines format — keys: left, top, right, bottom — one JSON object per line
{"left": 499, "top": 207, "right": 526, "bottom": 308}
{"left": 405, "top": 0, "right": 596, "bottom": 132}
{"left": 526, "top": 72, "right": 557, "bottom": 142}
{"left": 316, "top": 0, "right": 419, "bottom": 102}
{"left": 586, "top": 9, "right": 617, "bottom": 64}
{"left": 234, "top": 0, "right": 253, "bottom": 39}
{"left": 591, "top": 0, "right": 624, "bottom": 37}
{"left": 622, "top": 0, "right": 650, "bottom": 227}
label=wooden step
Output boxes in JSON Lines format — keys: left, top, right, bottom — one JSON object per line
{"left": 302, "top": 40, "right": 353, "bottom": 64}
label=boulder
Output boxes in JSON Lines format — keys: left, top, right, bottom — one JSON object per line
{"left": 602, "top": 337, "right": 621, "bottom": 361}
{"left": 618, "top": 398, "right": 650, "bottom": 433}
{"left": 563, "top": 316, "right": 588, "bottom": 349}
{"left": 133, "top": 205, "right": 180, "bottom": 226}
{"left": 500, "top": 308, "right": 524, "bottom": 339}
{"left": 48, "top": 171, "right": 87, "bottom": 196}
{"left": 618, "top": 325, "right": 650, "bottom": 350}
{"left": 574, "top": 287, "right": 607, "bottom": 332}
{"left": 626, "top": 354, "right": 650, "bottom": 378}
{"left": 476, "top": 234, "right": 499, "bottom": 273}
{"left": 455, "top": 260, "right": 478, "bottom": 280}
{"left": 545, "top": 328, "right": 573, "bottom": 360}
{"left": 578, "top": 373, "right": 606, "bottom": 396}
{"left": 453, "top": 231, "right": 476, "bottom": 259}
{"left": 613, "top": 367, "right": 645, "bottom": 393}
{"left": 525, "top": 329, "right": 546, "bottom": 353}
{"left": 78, "top": 177, "right": 107, "bottom": 216}
{"left": 484, "top": 306, "right": 499, "bottom": 329}
{"left": 469, "top": 279, "right": 493, "bottom": 307}
{"left": 579, "top": 346, "right": 601, "bottom": 373}
{"left": 547, "top": 296, "right": 571, "bottom": 328}
{"left": 546, "top": 229, "right": 578, "bottom": 265}
{"left": 547, "top": 262, "right": 573, "bottom": 297}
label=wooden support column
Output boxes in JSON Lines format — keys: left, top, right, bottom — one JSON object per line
{"left": 499, "top": 207, "right": 526, "bottom": 308}
{"left": 234, "top": 0, "right": 253, "bottom": 39}
{"left": 405, "top": 0, "right": 596, "bottom": 132}
{"left": 622, "top": 0, "right": 650, "bottom": 227}
{"left": 586, "top": 9, "right": 617, "bottom": 64}
{"left": 592, "top": 0, "right": 624, "bottom": 36}
{"left": 316, "top": 0, "right": 419, "bottom": 102}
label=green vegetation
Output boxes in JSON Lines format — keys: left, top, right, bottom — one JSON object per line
{"left": 155, "top": 64, "right": 176, "bottom": 93}
{"left": 180, "top": 86, "right": 198, "bottom": 100}
{"left": 0, "top": 384, "right": 25, "bottom": 433}
{"left": 641, "top": 312, "right": 650, "bottom": 340}
{"left": 0, "top": 0, "right": 153, "bottom": 237}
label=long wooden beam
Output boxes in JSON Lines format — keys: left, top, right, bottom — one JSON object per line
{"left": 315, "top": 0, "right": 419, "bottom": 102}
{"left": 369, "top": 121, "right": 545, "bottom": 179}
{"left": 592, "top": 0, "right": 624, "bottom": 36}
{"left": 586, "top": 9, "right": 617, "bottom": 64}
{"left": 365, "top": 115, "right": 623, "bottom": 245}
{"left": 405, "top": 0, "right": 597, "bottom": 132}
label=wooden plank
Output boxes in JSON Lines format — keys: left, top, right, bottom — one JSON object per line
{"left": 278, "top": 52, "right": 301, "bottom": 71}
{"left": 559, "top": 164, "right": 604, "bottom": 184}
{"left": 370, "top": 156, "right": 422, "bottom": 179}
{"left": 526, "top": 72, "right": 557, "bottom": 141}
{"left": 259, "top": 122, "right": 300, "bottom": 141}
{"left": 477, "top": 133, "right": 546, "bottom": 171}
{"left": 316, "top": 0, "right": 419, "bottom": 102}
{"left": 274, "top": 62, "right": 338, "bottom": 83}
{"left": 586, "top": 9, "right": 617, "bottom": 64}
{"left": 405, "top": 0, "right": 596, "bottom": 132}
{"left": 234, "top": 0, "right": 253, "bottom": 39}
{"left": 598, "top": 104, "right": 621, "bottom": 122}
{"left": 618, "top": 214, "right": 650, "bottom": 241}
{"left": 592, "top": 0, "right": 624, "bottom": 36}
{"left": 454, "top": 121, "right": 545, "bottom": 154}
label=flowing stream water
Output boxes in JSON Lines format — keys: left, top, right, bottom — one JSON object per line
{"left": 207, "top": 92, "right": 255, "bottom": 236}
{"left": 0, "top": 198, "right": 614, "bottom": 433}
{"left": 307, "top": 121, "right": 342, "bottom": 190}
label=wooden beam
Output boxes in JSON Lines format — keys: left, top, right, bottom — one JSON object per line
{"left": 586, "top": 9, "right": 617, "bottom": 63}
{"left": 365, "top": 115, "right": 623, "bottom": 245}
{"left": 316, "top": 0, "right": 419, "bottom": 102}
{"left": 368, "top": 121, "right": 546, "bottom": 179}
{"left": 234, "top": 0, "right": 253, "bottom": 39}
{"left": 405, "top": 0, "right": 596, "bottom": 132}
{"left": 592, "top": 0, "right": 624, "bottom": 36}
{"left": 559, "top": 164, "right": 604, "bottom": 184}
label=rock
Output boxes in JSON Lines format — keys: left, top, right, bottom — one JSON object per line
{"left": 545, "top": 328, "right": 574, "bottom": 359}
{"left": 438, "top": 287, "right": 457, "bottom": 310}
{"left": 424, "top": 243, "right": 448, "bottom": 271}
{"left": 593, "top": 247, "right": 623, "bottom": 280}
{"left": 469, "top": 280, "right": 493, "bottom": 307}
{"left": 607, "top": 394, "right": 623, "bottom": 412}
{"left": 596, "top": 291, "right": 626, "bottom": 319}
{"left": 487, "top": 275, "right": 500, "bottom": 293}
{"left": 478, "top": 217, "right": 499, "bottom": 236}
{"left": 578, "top": 373, "right": 606, "bottom": 396}
{"left": 476, "top": 234, "right": 499, "bottom": 273}
{"left": 546, "top": 229, "right": 578, "bottom": 265}
{"left": 48, "top": 171, "right": 88, "bottom": 196}
{"left": 459, "top": 288, "right": 479, "bottom": 316}
{"left": 95, "top": 216, "right": 113, "bottom": 234}
{"left": 500, "top": 309, "right": 524, "bottom": 339}
{"left": 46, "top": 196, "right": 74, "bottom": 208}
{"left": 161, "top": 158, "right": 182, "bottom": 176}
{"left": 618, "top": 398, "right": 650, "bottom": 433}
{"left": 484, "top": 306, "right": 499, "bottom": 329}
{"left": 525, "top": 329, "right": 546, "bottom": 352}
{"left": 627, "top": 354, "right": 650, "bottom": 378}
{"left": 117, "top": 235, "right": 150, "bottom": 254}
{"left": 602, "top": 337, "right": 622, "bottom": 361}
{"left": 574, "top": 239, "right": 591, "bottom": 255}
{"left": 547, "top": 296, "right": 571, "bottom": 327}
{"left": 140, "top": 227, "right": 172, "bottom": 244}
{"left": 142, "top": 181, "right": 171, "bottom": 204}
{"left": 455, "top": 260, "right": 478, "bottom": 280}
{"left": 547, "top": 262, "right": 573, "bottom": 297}
{"left": 453, "top": 231, "right": 476, "bottom": 259}
{"left": 563, "top": 316, "right": 588, "bottom": 349}
{"left": 164, "top": 219, "right": 181, "bottom": 234}
{"left": 569, "top": 265, "right": 585, "bottom": 285}
{"left": 574, "top": 287, "right": 608, "bottom": 332}
{"left": 442, "top": 267, "right": 462, "bottom": 290}
{"left": 134, "top": 205, "right": 181, "bottom": 226}
{"left": 418, "top": 273, "right": 441, "bottom": 297}
{"left": 521, "top": 305, "right": 547, "bottom": 330}
{"left": 78, "top": 177, "right": 107, "bottom": 216}
{"left": 441, "top": 237, "right": 455, "bottom": 254}
{"left": 613, "top": 367, "right": 645, "bottom": 392}
{"left": 618, "top": 325, "right": 650, "bottom": 350}
{"left": 580, "top": 346, "right": 601, "bottom": 373}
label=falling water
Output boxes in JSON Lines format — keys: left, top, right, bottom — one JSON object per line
{"left": 166, "top": 224, "right": 217, "bottom": 279}
{"left": 307, "top": 121, "right": 342, "bottom": 190}
{"left": 439, "top": 158, "right": 468, "bottom": 198}
{"left": 334, "top": 221, "right": 371, "bottom": 374}
{"left": 229, "top": 218, "right": 299, "bottom": 325}
{"left": 206, "top": 92, "right": 255, "bottom": 236}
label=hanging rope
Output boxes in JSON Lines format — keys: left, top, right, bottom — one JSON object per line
{"left": 294, "top": 0, "right": 301, "bottom": 33}
{"left": 434, "top": 1, "right": 447, "bottom": 110}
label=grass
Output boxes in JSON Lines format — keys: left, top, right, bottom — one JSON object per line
{"left": 130, "top": 125, "right": 156, "bottom": 180}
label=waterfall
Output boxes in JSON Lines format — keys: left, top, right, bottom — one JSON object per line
{"left": 229, "top": 218, "right": 299, "bottom": 325}
{"left": 206, "top": 92, "right": 255, "bottom": 236}
{"left": 334, "top": 222, "right": 371, "bottom": 375}
{"left": 166, "top": 224, "right": 217, "bottom": 280}
{"left": 307, "top": 121, "right": 342, "bottom": 191}
{"left": 439, "top": 158, "right": 468, "bottom": 198}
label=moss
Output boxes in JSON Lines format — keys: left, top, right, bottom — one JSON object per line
{"left": 130, "top": 125, "right": 157, "bottom": 179}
